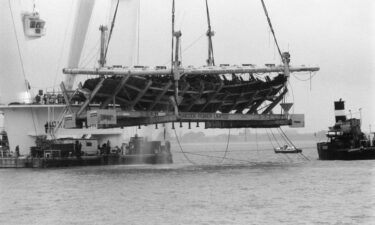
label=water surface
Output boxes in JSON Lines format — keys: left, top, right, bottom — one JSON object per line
{"left": 1, "top": 142, "right": 374, "bottom": 224}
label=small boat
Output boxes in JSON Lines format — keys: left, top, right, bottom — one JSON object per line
{"left": 274, "top": 145, "right": 302, "bottom": 154}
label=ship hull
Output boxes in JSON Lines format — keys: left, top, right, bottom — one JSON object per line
{"left": 317, "top": 143, "right": 375, "bottom": 160}
{"left": 0, "top": 153, "right": 173, "bottom": 168}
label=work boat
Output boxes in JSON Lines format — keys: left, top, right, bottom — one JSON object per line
{"left": 317, "top": 100, "right": 375, "bottom": 160}
{"left": 0, "top": 0, "right": 319, "bottom": 168}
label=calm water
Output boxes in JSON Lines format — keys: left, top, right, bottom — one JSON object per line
{"left": 1, "top": 142, "right": 374, "bottom": 225}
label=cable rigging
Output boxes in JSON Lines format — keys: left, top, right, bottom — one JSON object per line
{"left": 260, "top": 0, "right": 283, "bottom": 61}
{"left": 104, "top": 0, "right": 120, "bottom": 63}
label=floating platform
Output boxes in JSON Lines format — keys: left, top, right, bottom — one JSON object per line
{"left": 0, "top": 153, "right": 172, "bottom": 168}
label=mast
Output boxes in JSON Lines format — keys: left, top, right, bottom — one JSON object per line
{"left": 171, "top": 0, "right": 182, "bottom": 116}
{"left": 260, "top": 0, "right": 290, "bottom": 77}
{"left": 205, "top": 0, "right": 215, "bottom": 66}
{"left": 98, "top": 26, "right": 108, "bottom": 67}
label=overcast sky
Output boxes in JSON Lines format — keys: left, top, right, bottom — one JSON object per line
{"left": 5, "top": 0, "right": 375, "bottom": 133}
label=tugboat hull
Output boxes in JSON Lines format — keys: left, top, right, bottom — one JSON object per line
{"left": 317, "top": 143, "right": 375, "bottom": 160}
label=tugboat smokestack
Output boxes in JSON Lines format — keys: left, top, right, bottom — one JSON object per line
{"left": 334, "top": 99, "right": 346, "bottom": 123}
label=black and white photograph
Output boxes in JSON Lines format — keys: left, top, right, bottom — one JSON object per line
{"left": 0, "top": 0, "right": 374, "bottom": 224}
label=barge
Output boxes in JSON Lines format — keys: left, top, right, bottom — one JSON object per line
{"left": 0, "top": 135, "right": 172, "bottom": 168}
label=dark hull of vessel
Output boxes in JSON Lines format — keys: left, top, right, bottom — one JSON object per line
{"left": 274, "top": 149, "right": 302, "bottom": 154}
{"left": 78, "top": 74, "right": 287, "bottom": 113}
{"left": 317, "top": 143, "right": 375, "bottom": 160}
{"left": 0, "top": 153, "right": 173, "bottom": 168}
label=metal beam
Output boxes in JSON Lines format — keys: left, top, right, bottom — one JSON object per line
{"left": 204, "top": 120, "right": 290, "bottom": 128}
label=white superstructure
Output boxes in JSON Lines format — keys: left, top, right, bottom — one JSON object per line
{"left": 0, "top": 0, "right": 141, "bottom": 155}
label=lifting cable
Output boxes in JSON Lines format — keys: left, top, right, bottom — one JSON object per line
{"left": 255, "top": 128, "right": 259, "bottom": 157}
{"left": 8, "top": 0, "right": 38, "bottom": 136}
{"left": 53, "top": 0, "right": 75, "bottom": 87}
{"left": 277, "top": 127, "right": 310, "bottom": 161}
{"left": 275, "top": 128, "right": 304, "bottom": 161}
{"left": 266, "top": 128, "right": 292, "bottom": 162}
{"left": 104, "top": 0, "right": 120, "bottom": 61}
{"left": 292, "top": 72, "right": 318, "bottom": 82}
{"left": 219, "top": 128, "right": 231, "bottom": 163}
{"left": 260, "top": 0, "right": 283, "bottom": 60}
{"left": 174, "top": 128, "right": 197, "bottom": 165}
{"left": 173, "top": 128, "right": 246, "bottom": 165}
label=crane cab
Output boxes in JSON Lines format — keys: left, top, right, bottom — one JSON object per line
{"left": 22, "top": 12, "right": 46, "bottom": 38}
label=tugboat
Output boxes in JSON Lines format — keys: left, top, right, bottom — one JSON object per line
{"left": 317, "top": 100, "right": 375, "bottom": 160}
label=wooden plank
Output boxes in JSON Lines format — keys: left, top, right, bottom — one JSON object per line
{"left": 77, "top": 78, "right": 105, "bottom": 116}
{"left": 100, "top": 74, "right": 130, "bottom": 109}
{"left": 185, "top": 81, "right": 205, "bottom": 111}
{"left": 60, "top": 82, "right": 73, "bottom": 113}
{"left": 262, "top": 87, "right": 288, "bottom": 114}
{"left": 199, "top": 81, "right": 223, "bottom": 112}
{"left": 247, "top": 88, "right": 274, "bottom": 114}
{"left": 234, "top": 91, "right": 259, "bottom": 113}
{"left": 149, "top": 81, "right": 173, "bottom": 110}
{"left": 129, "top": 80, "right": 153, "bottom": 109}
{"left": 63, "top": 65, "right": 320, "bottom": 77}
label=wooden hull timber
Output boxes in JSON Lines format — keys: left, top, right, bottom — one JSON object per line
{"left": 61, "top": 65, "right": 319, "bottom": 129}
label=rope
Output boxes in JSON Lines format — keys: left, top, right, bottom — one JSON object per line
{"left": 136, "top": 0, "right": 141, "bottom": 65}
{"left": 8, "top": 0, "right": 39, "bottom": 136}
{"left": 292, "top": 72, "right": 318, "bottom": 82}
{"left": 287, "top": 80, "right": 295, "bottom": 115}
{"left": 53, "top": 0, "right": 75, "bottom": 87}
{"left": 173, "top": 128, "right": 197, "bottom": 165}
{"left": 104, "top": 0, "right": 120, "bottom": 61}
{"left": 277, "top": 127, "right": 310, "bottom": 161}
{"left": 163, "top": 32, "right": 206, "bottom": 66}
{"left": 275, "top": 128, "right": 306, "bottom": 161}
{"left": 79, "top": 38, "right": 101, "bottom": 67}
{"left": 177, "top": 151, "right": 254, "bottom": 164}
{"left": 219, "top": 129, "right": 231, "bottom": 164}
{"left": 269, "top": 128, "right": 282, "bottom": 148}
{"left": 260, "top": 0, "right": 283, "bottom": 60}
{"left": 269, "top": 128, "right": 294, "bottom": 162}
{"left": 8, "top": 0, "right": 29, "bottom": 95}
{"left": 255, "top": 128, "right": 259, "bottom": 156}
{"left": 265, "top": 128, "right": 291, "bottom": 162}
{"left": 173, "top": 128, "right": 250, "bottom": 165}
